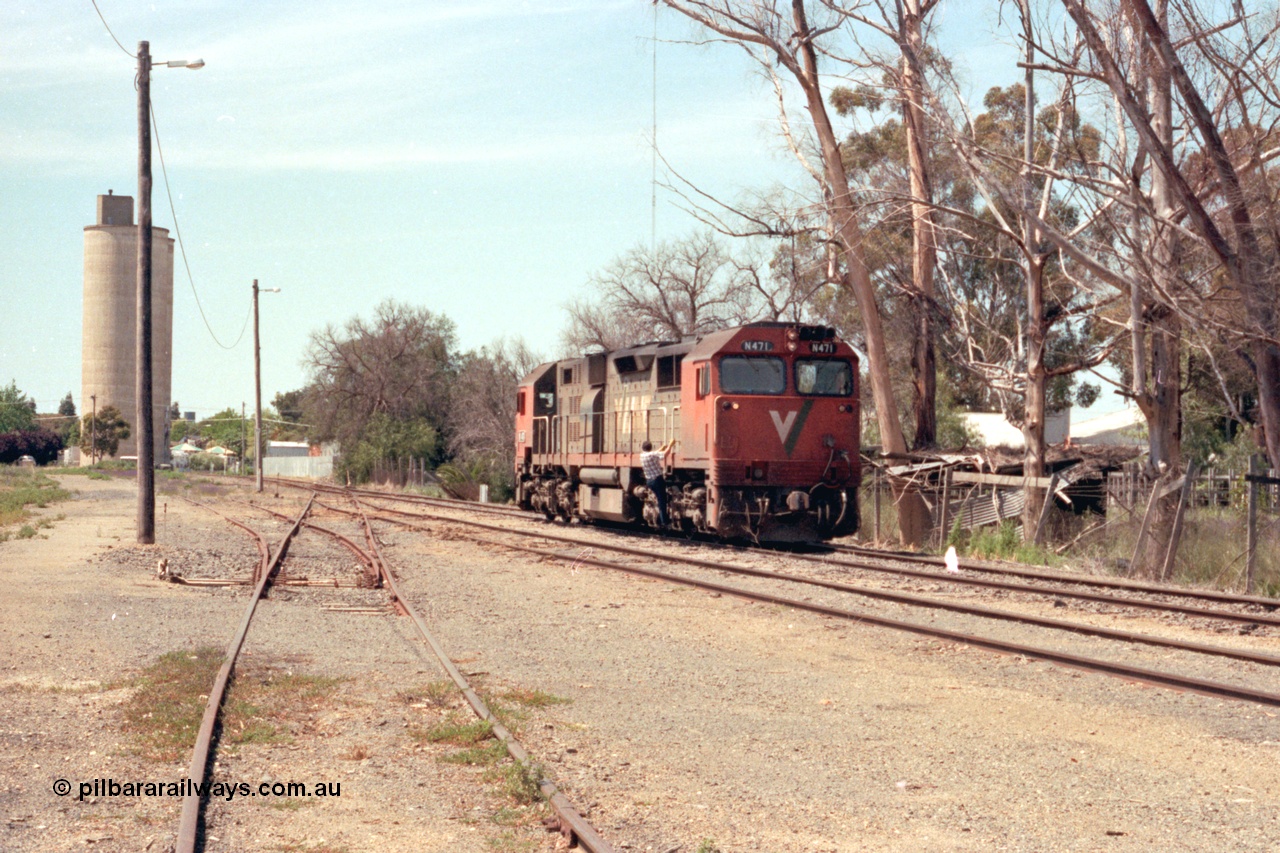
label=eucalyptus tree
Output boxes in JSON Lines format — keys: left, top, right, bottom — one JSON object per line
{"left": 823, "top": 0, "right": 945, "bottom": 449}
{"left": 447, "top": 339, "right": 543, "bottom": 494}
{"left": 659, "top": 0, "right": 932, "bottom": 542}
{"left": 1059, "top": 0, "right": 1280, "bottom": 474}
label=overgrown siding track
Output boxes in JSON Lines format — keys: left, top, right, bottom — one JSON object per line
{"left": 275, "top": 479, "right": 1280, "bottom": 710}
{"left": 173, "top": 490, "right": 612, "bottom": 853}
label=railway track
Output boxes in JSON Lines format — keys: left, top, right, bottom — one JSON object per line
{"left": 280, "top": 477, "right": 1276, "bottom": 615}
{"left": 170, "top": 490, "right": 612, "bottom": 853}
{"left": 825, "top": 541, "right": 1280, "bottom": 610}
{"left": 333, "top": 483, "right": 1278, "bottom": 632}
{"left": 278, "top": 480, "right": 1280, "bottom": 709}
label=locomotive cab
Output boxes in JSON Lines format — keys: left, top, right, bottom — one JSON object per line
{"left": 681, "top": 324, "right": 860, "bottom": 542}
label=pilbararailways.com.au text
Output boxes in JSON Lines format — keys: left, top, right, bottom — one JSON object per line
{"left": 54, "top": 778, "right": 341, "bottom": 802}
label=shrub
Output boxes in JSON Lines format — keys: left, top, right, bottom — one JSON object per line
{"left": 0, "top": 428, "right": 64, "bottom": 465}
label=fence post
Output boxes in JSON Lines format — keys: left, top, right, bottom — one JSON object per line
{"left": 1159, "top": 461, "right": 1197, "bottom": 582}
{"left": 1033, "top": 472, "right": 1060, "bottom": 546}
{"left": 938, "top": 467, "right": 951, "bottom": 550}
{"left": 1247, "top": 454, "right": 1260, "bottom": 594}
{"left": 873, "top": 466, "right": 882, "bottom": 546}
{"left": 1129, "top": 473, "right": 1162, "bottom": 576}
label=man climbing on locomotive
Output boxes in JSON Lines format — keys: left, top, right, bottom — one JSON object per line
{"left": 640, "top": 439, "right": 674, "bottom": 527}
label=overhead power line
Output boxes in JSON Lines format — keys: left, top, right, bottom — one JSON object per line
{"left": 151, "top": 102, "right": 253, "bottom": 351}
{"left": 91, "top": 1, "right": 249, "bottom": 352}
{"left": 89, "top": 0, "right": 135, "bottom": 57}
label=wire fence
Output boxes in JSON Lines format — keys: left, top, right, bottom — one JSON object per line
{"left": 856, "top": 457, "right": 1280, "bottom": 596}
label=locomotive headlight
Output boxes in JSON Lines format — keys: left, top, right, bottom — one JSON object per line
{"left": 721, "top": 400, "right": 739, "bottom": 410}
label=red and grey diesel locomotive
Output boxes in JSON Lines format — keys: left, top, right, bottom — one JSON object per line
{"left": 514, "top": 322, "right": 861, "bottom": 543}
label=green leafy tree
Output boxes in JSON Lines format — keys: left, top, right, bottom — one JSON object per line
{"left": 0, "top": 381, "right": 37, "bottom": 433}
{"left": 339, "top": 414, "right": 439, "bottom": 484}
{"left": 447, "top": 339, "right": 542, "bottom": 499}
{"left": 80, "top": 406, "right": 130, "bottom": 460}
{"left": 273, "top": 390, "right": 305, "bottom": 423}
{"left": 197, "top": 408, "right": 250, "bottom": 458}
{"left": 54, "top": 392, "right": 79, "bottom": 446}
{"left": 267, "top": 391, "right": 309, "bottom": 442}
{"left": 302, "top": 300, "right": 456, "bottom": 459}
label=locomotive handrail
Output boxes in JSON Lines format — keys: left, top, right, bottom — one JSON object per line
{"left": 530, "top": 415, "right": 560, "bottom": 455}
{"left": 536, "top": 405, "right": 682, "bottom": 460}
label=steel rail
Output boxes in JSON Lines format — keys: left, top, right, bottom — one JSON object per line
{"left": 351, "top": 503, "right": 1280, "bottom": 669}
{"left": 175, "top": 495, "right": 313, "bottom": 853}
{"left": 429, "top": 523, "right": 1280, "bottom": 709}
{"left": 274, "top": 476, "right": 527, "bottom": 520}
{"left": 349, "top": 487, "right": 527, "bottom": 518}
{"left": 346, "top": 497, "right": 614, "bottom": 852}
{"left": 243, "top": 500, "right": 380, "bottom": 586}
{"left": 350, "top": 497, "right": 1280, "bottom": 629}
{"left": 176, "top": 495, "right": 270, "bottom": 580}
{"left": 284, "top": 477, "right": 1278, "bottom": 613}
{"left": 826, "top": 543, "right": 1279, "bottom": 608}
{"left": 779, "top": 549, "right": 1280, "bottom": 627}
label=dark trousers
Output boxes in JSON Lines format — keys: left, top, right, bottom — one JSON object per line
{"left": 647, "top": 475, "right": 668, "bottom": 526}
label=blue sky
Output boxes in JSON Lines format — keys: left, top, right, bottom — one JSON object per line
{"left": 2, "top": 1, "right": 1032, "bottom": 420}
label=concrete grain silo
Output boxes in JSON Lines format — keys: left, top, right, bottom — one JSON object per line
{"left": 82, "top": 191, "right": 175, "bottom": 461}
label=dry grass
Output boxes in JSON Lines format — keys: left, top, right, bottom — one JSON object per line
{"left": 121, "top": 649, "right": 344, "bottom": 762}
{"left": 411, "top": 714, "right": 493, "bottom": 747}
{"left": 495, "top": 687, "right": 570, "bottom": 708}
{"left": 396, "top": 679, "right": 454, "bottom": 708}
{"left": 1072, "top": 506, "right": 1280, "bottom": 594}
{"left": 0, "top": 468, "right": 72, "bottom": 532}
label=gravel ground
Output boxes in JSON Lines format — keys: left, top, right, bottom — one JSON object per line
{"left": 0, "top": 477, "right": 568, "bottom": 853}
{"left": 377, "top": 504, "right": 1280, "bottom": 852}
{"left": 3, "top": 476, "right": 1279, "bottom": 852}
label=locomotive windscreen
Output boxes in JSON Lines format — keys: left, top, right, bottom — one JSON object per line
{"left": 795, "top": 359, "right": 853, "bottom": 396}
{"left": 720, "top": 356, "right": 786, "bottom": 394}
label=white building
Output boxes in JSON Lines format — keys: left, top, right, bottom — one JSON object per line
{"left": 961, "top": 409, "right": 1071, "bottom": 449}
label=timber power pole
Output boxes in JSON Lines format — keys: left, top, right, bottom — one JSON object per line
{"left": 254, "top": 280, "right": 263, "bottom": 493}
{"left": 136, "top": 40, "right": 155, "bottom": 544}
{"left": 252, "top": 280, "right": 280, "bottom": 493}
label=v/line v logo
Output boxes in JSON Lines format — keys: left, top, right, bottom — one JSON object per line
{"left": 768, "top": 400, "right": 813, "bottom": 456}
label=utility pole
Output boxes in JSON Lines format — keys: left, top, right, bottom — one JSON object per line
{"left": 253, "top": 280, "right": 280, "bottom": 493}
{"left": 254, "top": 280, "right": 264, "bottom": 493}
{"left": 90, "top": 394, "right": 97, "bottom": 466}
{"left": 136, "top": 40, "right": 155, "bottom": 544}
{"left": 241, "top": 402, "right": 247, "bottom": 477}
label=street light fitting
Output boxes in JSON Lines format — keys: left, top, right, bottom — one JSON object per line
{"left": 162, "top": 59, "right": 205, "bottom": 69}
{"left": 262, "top": 287, "right": 281, "bottom": 293}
